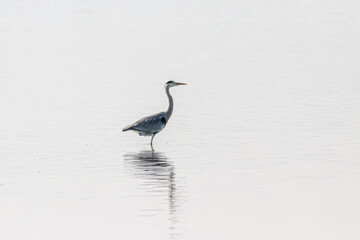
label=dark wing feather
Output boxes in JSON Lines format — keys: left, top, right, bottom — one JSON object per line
{"left": 123, "top": 112, "right": 166, "bottom": 134}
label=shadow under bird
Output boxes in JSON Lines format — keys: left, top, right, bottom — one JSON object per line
{"left": 122, "top": 81, "right": 187, "bottom": 149}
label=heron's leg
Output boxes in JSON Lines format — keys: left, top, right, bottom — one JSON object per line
{"left": 150, "top": 134, "right": 155, "bottom": 151}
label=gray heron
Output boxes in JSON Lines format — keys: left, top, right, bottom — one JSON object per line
{"left": 123, "top": 81, "right": 187, "bottom": 149}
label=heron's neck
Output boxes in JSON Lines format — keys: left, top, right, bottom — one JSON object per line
{"left": 164, "top": 86, "right": 173, "bottom": 121}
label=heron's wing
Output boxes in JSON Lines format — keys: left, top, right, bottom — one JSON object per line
{"left": 123, "top": 112, "right": 166, "bottom": 134}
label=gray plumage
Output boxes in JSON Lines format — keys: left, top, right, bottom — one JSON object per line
{"left": 123, "top": 81, "right": 187, "bottom": 149}
{"left": 122, "top": 111, "right": 166, "bottom": 136}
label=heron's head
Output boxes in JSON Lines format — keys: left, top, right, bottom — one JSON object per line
{"left": 165, "top": 80, "right": 187, "bottom": 88}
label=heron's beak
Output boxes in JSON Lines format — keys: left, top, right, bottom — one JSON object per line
{"left": 176, "top": 82, "right": 187, "bottom": 86}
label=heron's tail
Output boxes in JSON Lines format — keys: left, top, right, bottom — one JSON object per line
{"left": 122, "top": 125, "right": 132, "bottom": 132}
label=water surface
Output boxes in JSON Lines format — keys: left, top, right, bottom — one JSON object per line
{"left": 1, "top": 1, "right": 360, "bottom": 239}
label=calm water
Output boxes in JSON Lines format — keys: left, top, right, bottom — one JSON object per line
{"left": 1, "top": 1, "right": 360, "bottom": 239}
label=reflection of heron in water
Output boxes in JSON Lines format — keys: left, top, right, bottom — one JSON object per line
{"left": 123, "top": 150, "right": 179, "bottom": 238}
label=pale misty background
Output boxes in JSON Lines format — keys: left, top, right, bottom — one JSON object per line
{"left": 1, "top": 1, "right": 360, "bottom": 240}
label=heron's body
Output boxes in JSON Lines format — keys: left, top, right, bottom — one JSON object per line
{"left": 122, "top": 111, "right": 166, "bottom": 136}
{"left": 123, "top": 81, "right": 186, "bottom": 149}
